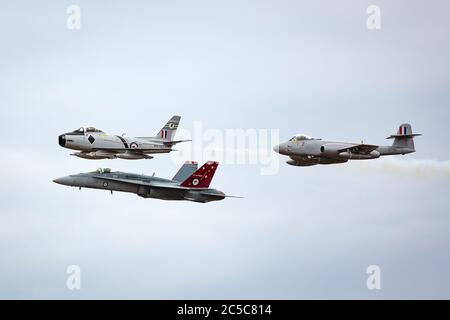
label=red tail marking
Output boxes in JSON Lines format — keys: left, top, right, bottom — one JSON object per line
{"left": 180, "top": 161, "right": 219, "bottom": 188}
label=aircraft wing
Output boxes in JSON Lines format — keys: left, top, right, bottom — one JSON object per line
{"left": 135, "top": 138, "right": 191, "bottom": 146}
{"left": 338, "top": 144, "right": 379, "bottom": 155}
{"left": 91, "top": 148, "right": 169, "bottom": 152}
{"left": 91, "top": 175, "right": 152, "bottom": 186}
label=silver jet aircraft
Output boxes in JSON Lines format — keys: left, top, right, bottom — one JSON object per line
{"left": 58, "top": 115, "right": 189, "bottom": 160}
{"left": 53, "top": 161, "right": 239, "bottom": 203}
{"left": 273, "top": 123, "right": 421, "bottom": 166}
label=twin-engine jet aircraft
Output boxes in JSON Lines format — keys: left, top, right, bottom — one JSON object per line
{"left": 53, "top": 161, "right": 240, "bottom": 203}
{"left": 58, "top": 115, "right": 189, "bottom": 160}
{"left": 273, "top": 123, "right": 421, "bottom": 166}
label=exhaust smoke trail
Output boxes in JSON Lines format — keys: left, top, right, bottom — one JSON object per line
{"left": 355, "top": 158, "right": 450, "bottom": 182}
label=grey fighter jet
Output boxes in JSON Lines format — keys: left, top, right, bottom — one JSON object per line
{"left": 53, "top": 161, "right": 239, "bottom": 203}
{"left": 273, "top": 123, "right": 421, "bottom": 166}
{"left": 58, "top": 115, "right": 189, "bottom": 160}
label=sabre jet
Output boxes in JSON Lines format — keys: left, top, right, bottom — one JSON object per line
{"left": 58, "top": 115, "right": 189, "bottom": 160}
{"left": 273, "top": 123, "right": 422, "bottom": 166}
{"left": 53, "top": 161, "right": 240, "bottom": 203}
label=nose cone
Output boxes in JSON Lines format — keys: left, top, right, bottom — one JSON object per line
{"left": 53, "top": 176, "right": 74, "bottom": 186}
{"left": 273, "top": 143, "right": 288, "bottom": 155}
{"left": 58, "top": 135, "right": 66, "bottom": 147}
{"left": 273, "top": 144, "right": 280, "bottom": 153}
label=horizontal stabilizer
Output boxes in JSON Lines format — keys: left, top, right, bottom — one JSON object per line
{"left": 163, "top": 139, "right": 192, "bottom": 146}
{"left": 386, "top": 123, "right": 422, "bottom": 139}
{"left": 387, "top": 134, "right": 422, "bottom": 139}
{"left": 197, "top": 191, "right": 243, "bottom": 198}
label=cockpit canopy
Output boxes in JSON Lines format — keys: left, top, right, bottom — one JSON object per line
{"left": 86, "top": 126, "right": 104, "bottom": 133}
{"left": 93, "top": 168, "right": 111, "bottom": 174}
{"left": 72, "top": 126, "right": 104, "bottom": 133}
{"left": 289, "top": 134, "right": 314, "bottom": 142}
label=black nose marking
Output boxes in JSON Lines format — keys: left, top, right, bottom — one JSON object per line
{"left": 58, "top": 135, "right": 66, "bottom": 147}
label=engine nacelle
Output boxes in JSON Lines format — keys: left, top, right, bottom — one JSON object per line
{"left": 320, "top": 143, "right": 344, "bottom": 157}
{"left": 338, "top": 150, "right": 380, "bottom": 160}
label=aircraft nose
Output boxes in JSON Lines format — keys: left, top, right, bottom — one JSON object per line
{"left": 53, "top": 176, "right": 73, "bottom": 186}
{"left": 273, "top": 144, "right": 280, "bottom": 153}
{"left": 58, "top": 134, "right": 66, "bottom": 147}
{"left": 273, "top": 143, "right": 288, "bottom": 155}
{"left": 273, "top": 143, "right": 286, "bottom": 154}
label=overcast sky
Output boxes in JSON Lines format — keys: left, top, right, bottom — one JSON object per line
{"left": 0, "top": 0, "right": 449, "bottom": 299}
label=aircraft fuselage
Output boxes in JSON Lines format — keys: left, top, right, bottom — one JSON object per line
{"left": 274, "top": 124, "right": 420, "bottom": 167}
{"left": 53, "top": 170, "right": 226, "bottom": 203}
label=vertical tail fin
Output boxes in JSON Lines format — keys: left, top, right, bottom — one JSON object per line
{"left": 386, "top": 123, "right": 422, "bottom": 150}
{"left": 172, "top": 161, "right": 198, "bottom": 182}
{"left": 180, "top": 161, "right": 219, "bottom": 188}
{"left": 156, "top": 115, "right": 181, "bottom": 141}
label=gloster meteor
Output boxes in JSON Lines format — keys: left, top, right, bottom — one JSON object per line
{"left": 273, "top": 123, "right": 421, "bottom": 166}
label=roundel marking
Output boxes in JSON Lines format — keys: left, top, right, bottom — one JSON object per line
{"left": 130, "top": 142, "right": 138, "bottom": 148}
{"left": 168, "top": 123, "right": 175, "bottom": 129}
{"left": 103, "top": 181, "right": 108, "bottom": 187}
{"left": 192, "top": 178, "right": 199, "bottom": 186}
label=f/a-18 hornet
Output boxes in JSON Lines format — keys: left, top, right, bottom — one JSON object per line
{"left": 273, "top": 123, "right": 421, "bottom": 166}
{"left": 58, "top": 115, "right": 189, "bottom": 160}
{"left": 53, "top": 161, "right": 240, "bottom": 203}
